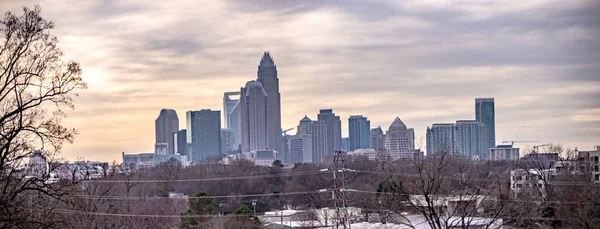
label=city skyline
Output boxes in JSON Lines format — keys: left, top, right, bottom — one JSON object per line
{"left": 2, "top": 1, "right": 597, "bottom": 162}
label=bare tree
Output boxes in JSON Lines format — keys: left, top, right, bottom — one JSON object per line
{"left": 377, "top": 151, "right": 510, "bottom": 229}
{"left": 0, "top": 5, "right": 86, "bottom": 228}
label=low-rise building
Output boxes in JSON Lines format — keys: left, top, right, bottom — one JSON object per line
{"left": 489, "top": 145, "right": 520, "bottom": 161}
{"left": 122, "top": 152, "right": 155, "bottom": 168}
{"left": 576, "top": 146, "right": 600, "bottom": 182}
{"left": 510, "top": 169, "right": 554, "bottom": 197}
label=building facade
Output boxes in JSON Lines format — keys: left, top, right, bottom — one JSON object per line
{"left": 257, "top": 52, "right": 283, "bottom": 154}
{"left": 186, "top": 109, "right": 222, "bottom": 161}
{"left": 288, "top": 134, "right": 313, "bottom": 164}
{"left": 155, "top": 109, "right": 179, "bottom": 154}
{"left": 475, "top": 98, "right": 495, "bottom": 151}
{"left": 221, "top": 128, "right": 234, "bottom": 154}
{"left": 311, "top": 120, "right": 328, "bottom": 163}
{"left": 348, "top": 115, "right": 371, "bottom": 151}
{"left": 490, "top": 145, "right": 520, "bottom": 161}
{"left": 173, "top": 129, "right": 188, "bottom": 156}
{"left": 240, "top": 80, "right": 269, "bottom": 152}
{"left": 370, "top": 127, "right": 385, "bottom": 151}
{"left": 454, "top": 120, "right": 488, "bottom": 160}
{"left": 223, "top": 91, "right": 241, "bottom": 150}
{"left": 384, "top": 117, "right": 415, "bottom": 159}
{"left": 576, "top": 146, "right": 600, "bottom": 182}
{"left": 426, "top": 123, "right": 456, "bottom": 155}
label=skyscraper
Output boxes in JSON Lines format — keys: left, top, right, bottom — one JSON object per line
{"left": 348, "top": 115, "right": 370, "bottom": 151}
{"left": 318, "top": 109, "right": 342, "bottom": 156}
{"left": 289, "top": 116, "right": 313, "bottom": 164}
{"left": 311, "top": 120, "right": 328, "bottom": 163}
{"left": 173, "top": 129, "right": 188, "bottom": 156}
{"left": 426, "top": 123, "right": 456, "bottom": 155}
{"left": 186, "top": 109, "right": 221, "bottom": 161}
{"left": 223, "top": 92, "right": 241, "bottom": 150}
{"left": 257, "top": 52, "right": 282, "bottom": 154}
{"left": 297, "top": 115, "right": 312, "bottom": 135}
{"left": 240, "top": 80, "right": 269, "bottom": 152}
{"left": 370, "top": 127, "right": 385, "bottom": 151}
{"left": 385, "top": 117, "right": 414, "bottom": 159}
{"left": 475, "top": 98, "right": 495, "bottom": 150}
{"left": 454, "top": 120, "right": 488, "bottom": 160}
{"left": 155, "top": 109, "right": 179, "bottom": 155}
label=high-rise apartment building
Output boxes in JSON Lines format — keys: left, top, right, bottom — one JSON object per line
{"left": 385, "top": 117, "right": 414, "bottom": 159}
{"left": 475, "top": 98, "right": 495, "bottom": 151}
{"left": 454, "top": 120, "right": 488, "bottom": 160}
{"left": 426, "top": 123, "right": 456, "bottom": 155}
{"left": 186, "top": 109, "right": 221, "bottom": 161}
{"left": 223, "top": 92, "right": 241, "bottom": 150}
{"left": 256, "top": 52, "right": 283, "bottom": 154}
{"left": 155, "top": 109, "right": 179, "bottom": 155}
{"left": 240, "top": 80, "right": 269, "bottom": 152}
{"left": 318, "top": 109, "right": 342, "bottom": 156}
{"left": 311, "top": 120, "right": 328, "bottom": 163}
{"left": 370, "top": 127, "right": 385, "bottom": 151}
{"left": 288, "top": 134, "right": 313, "bottom": 164}
{"left": 349, "top": 115, "right": 371, "bottom": 151}
{"left": 173, "top": 129, "right": 188, "bottom": 156}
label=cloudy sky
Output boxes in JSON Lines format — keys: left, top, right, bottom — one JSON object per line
{"left": 2, "top": 0, "right": 599, "bottom": 162}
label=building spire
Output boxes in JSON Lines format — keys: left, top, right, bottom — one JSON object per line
{"left": 259, "top": 51, "right": 275, "bottom": 68}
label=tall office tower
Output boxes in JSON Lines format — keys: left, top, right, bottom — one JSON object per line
{"left": 476, "top": 98, "right": 495, "bottom": 150}
{"left": 155, "top": 109, "right": 179, "bottom": 154}
{"left": 349, "top": 115, "right": 371, "bottom": 151}
{"left": 370, "top": 127, "right": 385, "bottom": 150}
{"left": 297, "top": 115, "right": 312, "bottom": 135}
{"left": 221, "top": 129, "right": 234, "bottom": 154}
{"left": 240, "top": 81, "right": 269, "bottom": 152}
{"left": 384, "top": 117, "right": 415, "bottom": 159}
{"left": 223, "top": 92, "right": 241, "bottom": 150}
{"left": 454, "top": 120, "right": 488, "bottom": 160}
{"left": 186, "top": 109, "right": 221, "bottom": 161}
{"left": 173, "top": 129, "right": 188, "bottom": 156}
{"left": 311, "top": 120, "right": 328, "bottom": 163}
{"left": 426, "top": 123, "right": 456, "bottom": 155}
{"left": 318, "top": 109, "right": 342, "bottom": 155}
{"left": 256, "top": 52, "right": 283, "bottom": 154}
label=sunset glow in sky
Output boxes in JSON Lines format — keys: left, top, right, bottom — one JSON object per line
{"left": 2, "top": 0, "right": 599, "bottom": 162}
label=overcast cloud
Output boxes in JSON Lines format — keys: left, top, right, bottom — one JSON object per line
{"left": 2, "top": 0, "right": 599, "bottom": 162}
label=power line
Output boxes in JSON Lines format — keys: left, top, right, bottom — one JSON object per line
{"left": 81, "top": 170, "right": 324, "bottom": 183}
{"left": 75, "top": 190, "right": 319, "bottom": 200}
{"left": 354, "top": 170, "right": 599, "bottom": 186}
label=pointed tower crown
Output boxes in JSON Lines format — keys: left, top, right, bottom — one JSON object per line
{"left": 259, "top": 52, "right": 275, "bottom": 68}
{"left": 390, "top": 117, "right": 407, "bottom": 129}
{"left": 300, "top": 115, "right": 312, "bottom": 123}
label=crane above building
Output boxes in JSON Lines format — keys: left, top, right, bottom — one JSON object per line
{"left": 533, "top": 144, "right": 550, "bottom": 153}
{"left": 502, "top": 140, "right": 539, "bottom": 147}
{"left": 282, "top": 127, "right": 294, "bottom": 135}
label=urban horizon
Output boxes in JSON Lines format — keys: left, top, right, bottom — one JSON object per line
{"left": 1, "top": 1, "right": 597, "bottom": 163}
{"left": 2, "top": 2, "right": 599, "bottom": 228}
